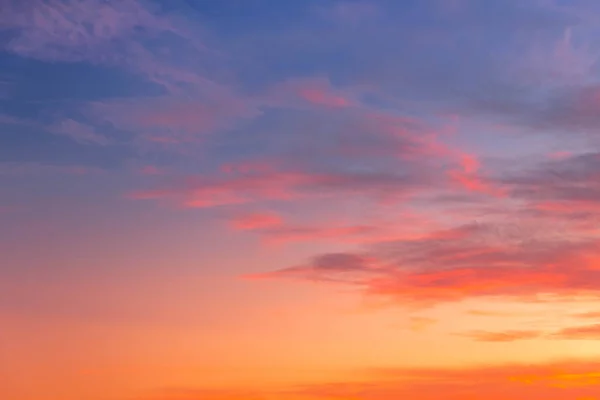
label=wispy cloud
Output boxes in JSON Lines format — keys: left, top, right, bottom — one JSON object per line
{"left": 249, "top": 219, "right": 600, "bottom": 305}
{"left": 52, "top": 118, "right": 111, "bottom": 145}
{"left": 457, "top": 329, "right": 543, "bottom": 342}
{"left": 0, "top": 162, "right": 105, "bottom": 176}
{"left": 551, "top": 324, "right": 600, "bottom": 340}
{"left": 0, "top": 0, "right": 201, "bottom": 89}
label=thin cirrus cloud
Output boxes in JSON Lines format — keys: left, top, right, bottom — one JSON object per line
{"left": 551, "top": 324, "right": 600, "bottom": 340}
{"left": 457, "top": 330, "right": 544, "bottom": 342}
{"left": 129, "top": 165, "right": 431, "bottom": 208}
{"left": 226, "top": 209, "right": 441, "bottom": 246}
{"left": 88, "top": 92, "right": 261, "bottom": 144}
{"left": 572, "top": 311, "right": 600, "bottom": 319}
{"left": 458, "top": 324, "right": 600, "bottom": 342}
{"left": 0, "top": 0, "right": 205, "bottom": 90}
{"left": 0, "top": 114, "right": 110, "bottom": 146}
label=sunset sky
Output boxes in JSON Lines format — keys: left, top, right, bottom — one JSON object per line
{"left": 4, "top": 0, "right": 600, "bottom": 399}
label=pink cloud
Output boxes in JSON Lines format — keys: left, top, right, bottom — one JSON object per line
{"left": 260, "top": 224, "right": 385, "bottom": 245}
{"left": 266, "top": 77, "right": 356, "bottom": 109}
{"left": 129, "top": 161, "right": 429, "bottom": 208}
{"left": 228, "top": 207, "right": 443, "bottom": 246}
{"left": 230, "top": 212, "right": 283, "bottom": 230}
{"left": 447, "top": 153, "right": 505, "bottom": 196}
{"left": 249, "top": 218, "right": 600, "bottom": 306}
{"left": 90, "top": 91, "right": 260, "bottom": 142}
{"left": 297, "top": 87, "right": 350, "bottom": 107}
{"left": 241, "top": 147, "right": 600, "bottom": 307}
{"left": 547, "top": 151, "right": 572, "bottom": 160}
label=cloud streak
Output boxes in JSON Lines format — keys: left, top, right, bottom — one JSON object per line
{"left": 139, "top": 359, "right": 600, "bottom": 400}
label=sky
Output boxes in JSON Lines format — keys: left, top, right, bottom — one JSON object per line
{"left": 4, "top": 0, "right": 600, "bottom": 399}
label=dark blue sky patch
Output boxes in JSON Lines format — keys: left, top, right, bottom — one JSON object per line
{"left": 0, "top": 52, "right": 165, "bottom": 104}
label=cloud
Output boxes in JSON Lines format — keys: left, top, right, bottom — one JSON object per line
{"left": 298, "top": 359, "right": 600, "bottom": 399}
{"left": 0, "top": 0, "right": 212, "bottom": 95}
{"left": 458, "top": 329, "right": 543, "bottom": 342}
{"left": 128, "top": 155, "right": 437, "bottom": 208}
{"left": 143, "top": 359, "right": 600, "bottom": 400}
{"left": 572, "top": 311, "right": 600, "bottom": 319}
{"left": 238, "top": 141, "right": 600, "bottom": 307}
{"left": 124, "top": 104, "right": 446, "bottom": 207}
{"left": 89, "top": 91, "right": 260, "bottom": 143}
{"left": 229, "top": 212, "right": 283, "bottom": 230}
{"left": 466, "top": 309, "right": 544, "bottom": 318}
{"left": 124, "top": 105, "right": 468, "bottom": 210}
{"left": 226, "top": 208, "right": 442, "bottom": 246}
{"left": 228, "top": 212, "right": 387, "bottom": 244}
{"left": 135, "top": 387, "right": 268, "bottom": 400}
{"left": 447, "top": 153, "right": 505, "bottom": 196}
{"left": 6, "top": 0, "right": 600, "bottom": 326}
{"left": 0, "top": 162, "right": 105, "bottom": 176}
{"left": 459, "top": 324, "right": 600, "bottom": 342}
{"left": 265, "top": 77, "right": 357, "bottom": 109}
{"left": 51, "top": 118, "right": 111, "bottom": 145}
{"left": 552, "top": 324, "right": 600, "bottom": 340}
{"left": 250, "top": 216, "right": 600, "bottom": 305}
{"left": 407, "top": 316, "right": 437, "bottom": 332}
{"left": 0, "top": 114, "right": 110, "bottom": 146}
{"left": 502, "top": 152, "right": 600, "bottom": 216}
{"left": 0, "top": 0, "right": 167, "bottom": 62}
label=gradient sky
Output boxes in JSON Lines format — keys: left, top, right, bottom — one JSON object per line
{"left": 4, "top": 0, "right": 600, "bottom": 399}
